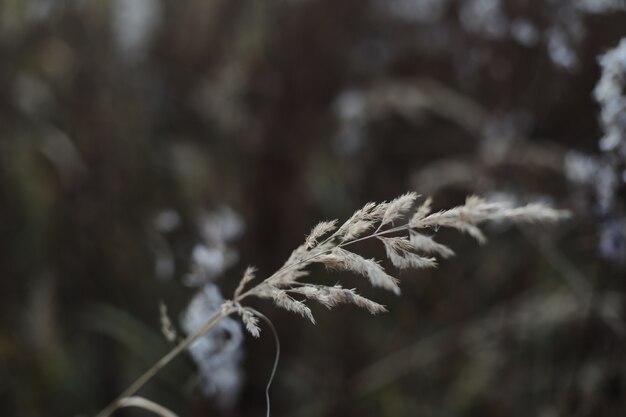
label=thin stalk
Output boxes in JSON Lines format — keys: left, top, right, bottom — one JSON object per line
{"left": 95, "top": 308, "right": 233, "bottom": 417}
{"left": 247, "top": 308, "right": 280, "bottom": 417}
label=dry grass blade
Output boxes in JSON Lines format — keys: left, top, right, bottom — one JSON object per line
{"left": 412, "top": 196, "right": 569, "bottom": 243}
{"left": 239, "top": 307, "right": 261, "bottom": 337}
{"left": 336, "top": 202, "right": 378, "bottom": 237}
{"left": 410, "top": 196, "right": 432, "bottom": 224}
{"left": 409, "top": 231, "right": 455, "bottom": 258}
{"left": 290, "top": 285, "right": 387, "bottom": 314}
{"left": 260, "top": 287, "right": 316, "bottom": 324}
{"left": 305, "top": 220, "right": 338, "bottom": 248}
{"left": 379, "top": 236, "right": 438, "bottom": 269}
{"left": 380, "top": 192, "right": 418, "bottom": 227}
{"left": 117, "top": 396, "right": 179, "bottom": 417}
{"left": 319, "top": 247, "right": 401, "bottom": 295}
{"left": 343, "top": 220, "right": 373, "bottom": 240}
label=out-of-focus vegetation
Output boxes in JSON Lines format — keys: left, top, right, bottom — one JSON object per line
{"left": 1, "top": 1, "right": 625, "bottom": 416}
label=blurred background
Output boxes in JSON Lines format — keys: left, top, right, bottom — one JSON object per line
{"left": 1, "top": 1, "right": 626, "bottom": 416}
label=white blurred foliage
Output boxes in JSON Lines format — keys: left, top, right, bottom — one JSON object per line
{"left": 599, "top": 219, "right": 626, "bottom": 263}
{"left": 152, "top": 206, "right": 243, "bottom": 283}
{"left": 574, "top": 0, "right": 626, "bottom": 14}
{"left": 594, "top": 39, "right": 626, "bottom": 262}
{"left": 568, "top": 37, "right": 626, "bottom": 262}
{"left": 112, "top": 0, "right": 161, "bottom": 57}
{"left": 510, "top": 19, "right": 540, "bottom": 47}
{"left": 594, "top": 38, "right": 626, "bottom": 156}
{"left": 178, "top": 205, "right": 246, "bottom": 407}
{"left": 546, "top": 28, "right": 579, "bottom": 70}
{"left": 181, "top": 284, "right": 244, "bottom": 409}
{"left": 594, "top": 37, "right": 626, "bottom": 215}
{"left": 150, "top": 205, "right": 246, "bottom": 404}
{"left": 375, "top": 0, "right": 624, "bottom": 72}
{"left": 197, "top": 206, "right": 245, "bottom": 246}
{"left": 333, "top": 89, "right": 367, "bottom": 154}
{"left": 191, "top": 245, "right": 227, "bottom": 277}
{"left": 184, "top": 207, "right": 244, "bottom": 286}
{"left": 563, "top": 151, "right": 619, "bottom": 214}
{"left": 154, "top": 209, "right": 181, "bottom": 233}
{"left": 564, "top": 151, "right": 600, "bottom": 184}
{"left": 459, "top": 0, "right": 508, "bottom": 40}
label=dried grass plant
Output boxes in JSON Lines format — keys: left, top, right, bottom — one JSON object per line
{"left": 95, "top": 193, "right": 568, "bottom": 417}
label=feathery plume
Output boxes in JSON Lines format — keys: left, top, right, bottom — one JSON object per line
{"left": 259, "top": 287, "right": 316, "bottom": 324}
{"left": 380, "top": 192, "right": 418, "bottom": 227}
{"left": 379, "top": 237, "right": 438, "bottom": 269}
{"left": 234, "top": 266, "right": 257, "bottom": 298}
{"left": 409, "top": 231, "right": 455, "bottom": 258}
{"left": 290, "top": 285, "right": 387, "bottom": 314}
{"left": 237, "top": 193, "right": 568, "bottom": 321}
{"left": 319, "top": 247, "right": 401, "bottom": 295}
{"left": 343, "top": 220, "right": 374, "bottom": 240}
{"left": 410, "top": 196, "right": 433, "bottom": 226}
{"left": 305, "top": 220, "right": 338, "bottom": 248}
{"left": 239, "top": 308, "right": 261, "bottom": 338}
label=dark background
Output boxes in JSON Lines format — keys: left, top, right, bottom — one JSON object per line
{"left": 1, "top": 1, "right": 626, "bottom": 416}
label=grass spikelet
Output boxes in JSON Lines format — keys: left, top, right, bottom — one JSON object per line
{"left": 239, "top": 308, "right": 261, "bottom": 338}
{"left": 379, "top": 236, "right": 438, "bottom": 269}
{"left": 410, "top": 196, "right": 433, "bottom": 226}
{"left": 266, "top": 287, "right": 316, "bottom": 324}
{"left": 319, "top": 247, "right": 401, "bottom": 295}
{"left": 343, "top": 220, "right": 373, "bottom": 240}
{"left": 409, "top": 231, "right": 455, "bottom": 258}
{"left": 234, "top": 266, "right": 257, "bottom": 298}
{"left": 290, "top": 285, "right": 387, "bottom": 314}
{"left": 380, "top": 192, "right": 418, "bottom": 227}
{"left": 336, "top": 202, "right": 378, "bottom": 237}
{"left": 305, "top": 220, "right": 338, "bottom": 248}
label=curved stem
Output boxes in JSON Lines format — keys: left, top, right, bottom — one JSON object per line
{"left": 116, "top": 396, "right": 179, "bottom": 417}
{"left": 247, "top": 308, "right": 280, "bottom": 417}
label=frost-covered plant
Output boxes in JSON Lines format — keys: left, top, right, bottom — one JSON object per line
{"left": 594, "top": 37, "right": 626, "bottom": 158}
{"left": 95, "top": 193, "right": 568, "bottom": 417}
{"left": 180, "top": 207, "right": 246, "bottom": 406}
{"left": 181, "top": 285, "right": 243, "bottom": 409}
{"left": 154, "top": 206, "right": 247, "bottom": 408}
{"left": 564, "top": 37, "right": 626, "bottom": 262}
